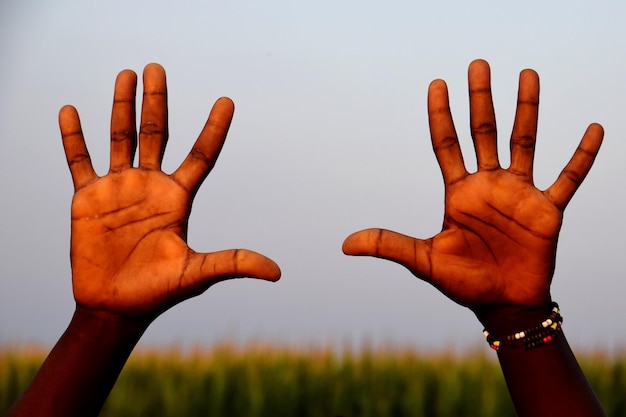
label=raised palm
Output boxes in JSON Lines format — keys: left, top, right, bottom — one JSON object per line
{"left": 429, "top": 168, "right": 561, "bottom": 307}
{"left": 61, "top": 64, "right": 280, "bottom": 318}
{"left": 343, "top": 60, "right": 603, "bottom": 310}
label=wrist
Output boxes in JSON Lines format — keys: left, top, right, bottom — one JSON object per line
{"left": 71, "top": 305, "right": 151, "bottom": 346}
{"left": 473, "top": 301, "right": 554, "bottom": 336}
{"left": 482, "top": 302, "right": 562, "bottom": 350}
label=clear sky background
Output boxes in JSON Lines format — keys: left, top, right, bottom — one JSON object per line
{"left": 1, "top": 1, "right": 625, "bottom": 354}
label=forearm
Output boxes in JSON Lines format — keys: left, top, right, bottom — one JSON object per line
{"left": 497, "top": 334, "right": 605, "bottom": 417}
{"left": 478, "top": 305, "right": 606, "bottom": 417}
{"left": 6, "top": 306, "right": 150, "bottom": 417}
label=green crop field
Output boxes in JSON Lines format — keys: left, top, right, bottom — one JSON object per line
{"left": 2, "top": 344, "right": 624, "bottom": 417}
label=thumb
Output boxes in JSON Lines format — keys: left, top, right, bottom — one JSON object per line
{"left": 182, "top": 249, "right": 281, "bottom": 296}
{"left": 343, "top": 228, "right": 432, "bottom": 280}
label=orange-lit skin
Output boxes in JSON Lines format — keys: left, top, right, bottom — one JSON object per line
{"left": 6, "top": 60, "right": 606, "bottom": 417}
{"left": 6, "top": 64, "right": 280, "bottom": 417}
{"left": 65, "top": 65, "right": 280, "bottom": 318}
{"left": 343, "top": 60, "right": 606, "bottom": 417}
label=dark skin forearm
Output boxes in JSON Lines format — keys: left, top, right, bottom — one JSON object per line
{"left": 7, "top": 63, "right": 280, "bottom": 417}
{"left": 6, "top": 307, "right": 149, "bottom": 417}
{"left": 498, "top": 336, "right": 605, "bottom": 417}
{"left": 477, "top": 306, "right": 606, "bottom": 417}
{"left": 343, "top": 60, "right": 606, "bottom": 416}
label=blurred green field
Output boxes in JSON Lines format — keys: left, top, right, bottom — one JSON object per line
{"left": 2, "top": 344, "right": 624, "bottom": 417}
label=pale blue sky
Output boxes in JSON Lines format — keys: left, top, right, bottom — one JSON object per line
{"left": 1, "top": 0, "right": 625, "bottom": 353}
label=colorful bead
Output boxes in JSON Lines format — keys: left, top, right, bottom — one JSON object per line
{"left": 483, "top": 302, "right": 562, "bottom": 351}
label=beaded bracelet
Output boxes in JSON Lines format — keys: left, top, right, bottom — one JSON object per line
{"left": 483, "top": 302, "right": 562, "bottom": 351}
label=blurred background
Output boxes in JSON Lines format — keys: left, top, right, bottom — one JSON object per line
{"left": 1, "top": 0, "right": 625, "bottom": 355}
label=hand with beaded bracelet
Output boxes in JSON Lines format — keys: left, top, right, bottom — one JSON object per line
{"left": 343, "top": 59, "right": 606, "bottom": 417}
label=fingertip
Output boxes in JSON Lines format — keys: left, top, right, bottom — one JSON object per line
{"left": 587, "top": 122, "right": 604, "bottom": 138}
{"left": 115, "top": 70, "right": 138, "bottom": 95}
{"left": 470, "top": 58, "right": 489, "bottom": 66}
{"left": 189, "top": 249, "right": 283, "bottom": 293}
{"left": 428, "top": 79, "right": 448, "bottom": 93}
{"left": 211, "top": 97, "right": 235, "bottom": 120}
{"left": 518, "top": 69, "right": 540, "bottom": 98}
{"left": 581, "top": 123, "right": 604, "bottom": 152}
{"left": 116, "top": 69, "right": 138, "bottom": 82}
{"left": 58, "top": 105, "right": 81, "bottom": 134}
{"left": 427, "top": 80, "right": 450, "bottom": 109}
{"left": 520, "top": 68, "right": 539, "bottom": 81}
{"left": 342, "top": 232, "right": 359, "bottom": 255}
{"left": 230, "top": 249, "right": 281, "bottom": 282}
{"left": 468, "top": 59, "right": 490, "bottom": 76}
{"left": 142, "top": 63, "right": 167, "bottom": 91}
{"left": 144, "top": 62, "right": 166, "bottom": 75}
{"left": 215, "top": 96, "right": 235, "bottom": 110}
{"left": 256, "top": 255, "right": 282, "bottom": 282}
{"left": 342, "top": 229, "right": 378, "bottom": 256}
{"left": 59, "top": 104, "right": 77, "bottom": 119}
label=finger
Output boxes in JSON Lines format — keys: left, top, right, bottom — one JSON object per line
{"left": 172, "top": 97, "right": 234, "bottom": 194}
{"left": 139, "top": 63, "right": 168, "bottom": 170}
{"left": 59, "top": 105, "right": 98, "bottom": 191}
{"left": 468, "top": 59, "right": 500, "bottom": 171}
{"left": 428, "top": 79, "right": 468, "bottom": 186}
{"left": 110, "top": 69, "right": 138, "bottom": 173}
{"left": 544, "top": 123, "right": 604, "bottom": 210}
{"left": 343, "top": 228, "right": 433, "bottom": 280}
{"left": 181, "top": 249, "right": 281, "bottom": 297}
{"left": 509, "top": 69, "right": 540, "bottom": 180}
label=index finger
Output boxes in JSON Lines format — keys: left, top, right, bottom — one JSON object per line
{"left": 172, "top": 97, "right": 234, "bottom": 194}
{"left": 428, "top": 79, "right": 468, "bottom": 186}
